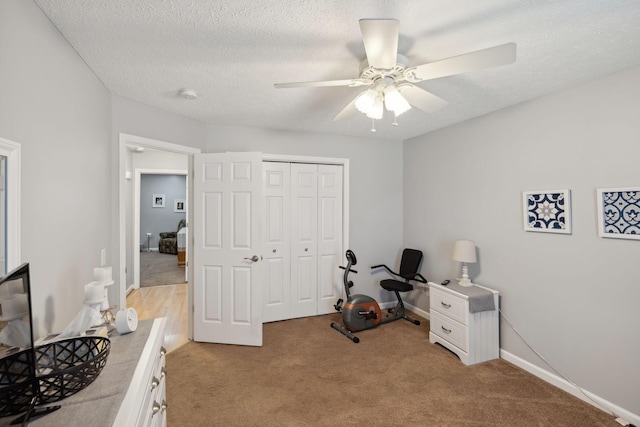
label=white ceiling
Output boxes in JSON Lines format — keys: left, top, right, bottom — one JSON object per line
{"left": 34, "top": 0, "right": 640, "bottom": 141}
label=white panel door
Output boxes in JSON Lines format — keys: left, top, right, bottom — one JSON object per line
{"left": 317, "top": 165, "right": 343, "bottom": 315}
{"left": 193, "top": 152, "right": 262, "bottom": 346}
{"left": 262, "top": 162, "right": 291, "bottom": 323}
{"left": 290, "top": 163, "right": 318, "bottom": 318}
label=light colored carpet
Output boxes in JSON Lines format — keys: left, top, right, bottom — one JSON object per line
{"left": 139, "top": 251, "right": 185, "bottom": 287}
{"left": 166, "top": 312, "right": 616, "bottom": 427}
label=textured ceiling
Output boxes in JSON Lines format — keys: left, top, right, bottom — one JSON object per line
{"left": 34, "top": 0, "right": 640, "bottom": 141}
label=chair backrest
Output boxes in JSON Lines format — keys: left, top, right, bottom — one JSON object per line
{"left": 399, "top": 248, "right": 423, "bottom": 277}
{"left": 177, "top": 218, "right": 187, "bottom": 231}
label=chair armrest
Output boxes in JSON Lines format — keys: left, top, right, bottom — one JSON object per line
{"left": 370, "top": 264, "right": 402, "bottom": 279}
{"left": 371, "top": 265, "right": 427, "bottom": 283}
{"left": 404, "top": 273, "right": 427, "bottom": 283}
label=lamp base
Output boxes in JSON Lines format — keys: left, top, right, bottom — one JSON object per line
{"left": 458, "top": 278, "right": 473, "bottom": 287}
{"left": 458, "top": 264, "right": 473, "bottom": 287}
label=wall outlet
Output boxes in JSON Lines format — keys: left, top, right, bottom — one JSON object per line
{"left": 100, "top": 248, "right": 106, "bottom": 267}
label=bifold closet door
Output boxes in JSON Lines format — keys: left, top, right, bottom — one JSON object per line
{"left": 316, "top": 165, "right": 343, "bottom": 315}
{"left": 290, "top": 163, "right": 318, "bottom": 319}
{"left": 262, "top": 162, "right": 291, "bottom": 323}
{"left": 262, "top": 162, "right": 343, "bottom": 322}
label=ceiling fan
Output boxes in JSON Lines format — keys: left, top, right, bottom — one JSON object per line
{"left": 274, "top": 19, "right": 516, "bottom": 131}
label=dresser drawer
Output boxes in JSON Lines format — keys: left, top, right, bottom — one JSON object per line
{"left": 430, "top": 287, "right": 467, "bottom": 325}
{"left": 430, "top": 310, "right": 467, "bottom": 352}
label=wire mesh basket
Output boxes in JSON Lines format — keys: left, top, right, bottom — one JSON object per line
{"left": 0, "top": 336, "right": 110, "bottom": 416}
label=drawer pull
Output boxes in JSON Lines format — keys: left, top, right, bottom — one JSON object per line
{"left": 161, "top": 367, "right": 167, "bottom": 378}
{"left": 160, "top": 346, "right": 167, "bottom": 356}
{"left": 152, "top": 401, "right": 161, "bottom": 415}
{"left": 441, "top": 325, "right": 452, "bottom": 334}
{"left": 161, "top": 400, "right": 168, "bottom": 412}
{"left": 440, "top": 301, "right": 451, "bottom": 308}
{"left": 151, "top": 376, "right": 160, "bottom": 390}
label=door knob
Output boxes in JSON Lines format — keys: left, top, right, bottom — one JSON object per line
{"left": 244, "top": 255, "right": 259, "bottom": 262}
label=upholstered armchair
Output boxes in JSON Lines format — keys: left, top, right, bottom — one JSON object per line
{"left": 159, "top": 219, "right": 187, "bottom": 254}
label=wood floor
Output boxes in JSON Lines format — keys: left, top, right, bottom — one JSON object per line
{"left": 126, "top": 283, "right": 189, "bottom": 354}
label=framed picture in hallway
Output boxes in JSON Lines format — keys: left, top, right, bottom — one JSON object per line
{"left": 597, "top": 187, "right": 640, "bottom": 240}
{"left": 174, "top": 199, "right": 186, "bottom": 213}
{"left": 152, "top": 194, "right": 165, "bottom": 208}
{"left": 522, "top": 189, "right": 572, "bottom": 234}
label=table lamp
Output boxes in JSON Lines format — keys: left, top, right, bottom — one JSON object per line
{"left": 453, "top": 240, "right": 477, "bottom": 287}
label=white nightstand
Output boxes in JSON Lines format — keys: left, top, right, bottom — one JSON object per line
{"left": 428, "top": 282, "right": 499, "bottom": 365}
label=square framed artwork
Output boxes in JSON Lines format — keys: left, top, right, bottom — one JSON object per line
{"left": 152, "top": 194, "right": 165, "bottom": 208}
{"left": 174, "top": 199, "right": 186, "bottom": 213}
{"left": 522, "top": 189, "right": 571, "bottom": 234}
{"left": 597, "top": 187, "right": 640, "bottom": 240}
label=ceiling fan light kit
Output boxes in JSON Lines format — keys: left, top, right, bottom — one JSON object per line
{"left": 274, "top": 19, "right": 516, "bottom": 132}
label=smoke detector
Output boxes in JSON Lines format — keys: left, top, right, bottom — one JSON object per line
{"left": 178, "top": 88, "right": 198, "bottom": 100}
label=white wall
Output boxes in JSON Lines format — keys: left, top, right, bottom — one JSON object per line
{"left": 0, "top": 0, "right": 111, "bottom": 336}
{"left": 404, "top": 67, "right": 640, "bottom": 418}
{"left": 207, "top": 124, "right": 404, "bottom": 301}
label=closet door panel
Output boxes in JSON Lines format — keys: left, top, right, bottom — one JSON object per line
{"left": 317, "top": 165, "right": 343, "bottom": 315}
{"left": 262, "top": 162, "right": 291, "bottom": 323}
{"left": 291, "top": 163, "right": 318, "bottom": 318}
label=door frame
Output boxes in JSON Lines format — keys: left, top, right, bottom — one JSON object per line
{"left": 118, "top": 133, "right": 200, "bottom": 315}
{"left": 0, "top": 137, "right": 21, "bottom": 273}
{"left": 133, "top": 168, "right": 188, "bottom": 290}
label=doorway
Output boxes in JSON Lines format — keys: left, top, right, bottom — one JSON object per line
{"left": 135, "top": 170, "right": 188, "bottom": 289}
{"left": 118, "top": 134, "right": 201, "bottom": 342}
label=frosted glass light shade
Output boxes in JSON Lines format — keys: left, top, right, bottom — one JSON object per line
{"left": 384, "top": 86, "right": 411, "bottom": 116}
{"left": 367, "top": 95, "right": 384, "bottom": 119}
{"left": 355, "top": 89, "right": 378, "bottom": 114}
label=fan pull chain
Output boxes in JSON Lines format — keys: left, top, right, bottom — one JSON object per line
{"left": 393, "top": 113, "right": 399, "bottom": 127}
{"left": 370, "top": 118, "right": 376, "bottom": 133}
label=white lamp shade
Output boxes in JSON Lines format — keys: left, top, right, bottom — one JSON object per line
{"left": 453, "top": 240, "right": 477, "bottom": 263}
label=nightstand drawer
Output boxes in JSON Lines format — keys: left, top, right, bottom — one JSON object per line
{"left": 430, "top": 287, "right": 467, "bottom": 325}
{"left": 430, "top": 310, "right": 467, "bottom": 351}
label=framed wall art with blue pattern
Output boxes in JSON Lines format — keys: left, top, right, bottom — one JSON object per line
{"left": 522, "top": 189, "right": 571, "bottom": 234}
{"left": 597, "top": 187, "right": 640, "bottom": 240}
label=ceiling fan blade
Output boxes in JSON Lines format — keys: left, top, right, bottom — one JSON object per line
{"left": 274, "top": 78, "right": 372, "bottom": 89}
{"left": 411, "top": 42, "right": 516, "bottom": 81}
{"left": 359, "top": 19, "right": 399, "bottom": 69}
{"left": 399, "top": 84, "right": 448, "bottom": 113}
{"left": 332, "top": 94, "right": 360, "bottom": 121}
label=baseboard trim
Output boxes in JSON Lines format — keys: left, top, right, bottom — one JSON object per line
{"left": 404, "top": 302, "right": 430, "bottom": 320}
{"left": 378, "top": 300, "right": 430, "bottom": 320}
{"left": 500, "top": 349, "right": 639, "bottom": 426}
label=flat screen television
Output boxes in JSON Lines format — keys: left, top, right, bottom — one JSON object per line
{"left": 0, "top": 263, "right": 59, "bottom": 423}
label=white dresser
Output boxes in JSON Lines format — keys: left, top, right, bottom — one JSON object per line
{"left": 428, "top": 282, "right": 499, "bottom": 365}
{"left": 114, "top": 316, "right": 168, "bottom": 427}
{"left": 0, "top": 317, "right": 168, "bottom": 427}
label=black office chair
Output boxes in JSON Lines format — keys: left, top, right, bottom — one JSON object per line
{"left": 371, "top": 248, "right": 427, "bottom": 326}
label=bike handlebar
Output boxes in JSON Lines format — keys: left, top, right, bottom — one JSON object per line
{"left": 339, "top": 265, "right": 357, "bottom": 274}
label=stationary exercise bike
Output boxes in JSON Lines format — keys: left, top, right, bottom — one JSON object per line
{"left": 330, "top": 249, "right": 426, "bottom": 343}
